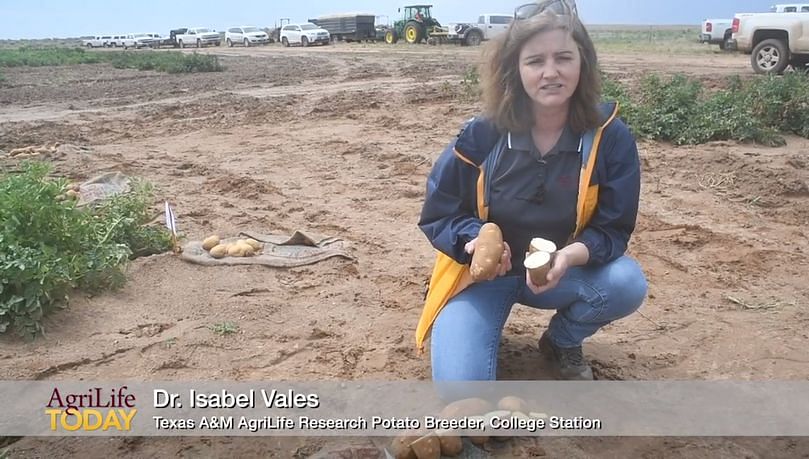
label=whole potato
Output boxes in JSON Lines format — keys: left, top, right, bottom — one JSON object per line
{"left": 390, "top": 432, "right": 419, "bottom": 459}
{"left": 470, "top": 223, "right": 504, "bottom": 282}
{"left": 439, "top": 398, "right": 494, "bottom": 419}
{"left": 497, "top": 396, "right": 530, "bottom": 413}
{"left": 226, "top": 244, "right": 243, "bottom": 257}
{"left": 202, "top": 235, "right": 221, "bottom": 251}
{"left": 243, "top": 239, "right": 262, "bottom": 251}
{"left": 410, "top": 434, "right": 441, "bottom": 459}
{"left": 468, "top": 435, "right": 489, "bottom": 447}
{"left": 209, "top": 244, "right": 228, "bottom": 258}
{"left": 237, "top": 243, "right": 255, "bottom": 257}
{"left": 436, "top": 433, "right": 463, "bottom": 457}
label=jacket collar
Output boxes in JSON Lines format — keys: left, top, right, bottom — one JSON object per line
{"left": 507, "top": 124, "right": 582, "bottom": 154}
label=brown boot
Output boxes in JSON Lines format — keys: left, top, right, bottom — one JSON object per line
{"left": 539, "top": 331, "right": 594, "bottom": 381}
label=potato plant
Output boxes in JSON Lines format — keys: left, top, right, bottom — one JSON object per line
{"left": 0, "top": 162, "right": 172, "bottom": 338}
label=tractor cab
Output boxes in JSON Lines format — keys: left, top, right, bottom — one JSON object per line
{"left": 385, "top": 4, "right": 446, "bottom": 44}
{"left": 404, "top": 5, "right": 432, "bottom": 22}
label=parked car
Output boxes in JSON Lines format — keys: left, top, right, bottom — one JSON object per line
{"left": 280, "top": 23, "right": 330, "bottom": 47}
{"left": 446, "top": 13, "right": 512, "bottom": 46}
{"left": 699, "top": 18, "right": 733, "bottom": 50}
{"left": 174, "top": 27, "right": 221, "bottom": 48}
{"left": 728, "top": 11, "right": 809, "bottom": 73}
{"left": 225, "top": 26, "right": 271, "bottom": 47}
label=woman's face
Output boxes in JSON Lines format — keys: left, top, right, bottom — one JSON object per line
{"left": 518, "top": 28, "right": 581, "bottom": 112}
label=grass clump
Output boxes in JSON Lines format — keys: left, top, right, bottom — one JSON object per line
{"left": 0, "top": 162, "right": 173, "bottom": 339}
{"left": 210, "top": 322, "right": 239, "bottom": 336}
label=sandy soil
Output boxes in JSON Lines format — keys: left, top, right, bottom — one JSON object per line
{"left": 1, "top": 43, "right": 808, "bottom": 458}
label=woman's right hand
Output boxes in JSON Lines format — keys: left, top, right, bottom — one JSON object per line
{"left": 464, "top": 238, "right": 512, "bottom": 281}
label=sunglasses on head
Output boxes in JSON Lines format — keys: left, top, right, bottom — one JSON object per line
{"left": 514, "top": 0, "right": 578, "bottom": 20}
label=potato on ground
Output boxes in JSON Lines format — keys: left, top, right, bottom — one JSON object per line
{"left": 243, "top": 238, "right": 262, "bottom": 251}
{"left": 435, "top": 431, "right": 463, "bottom": 456}
{"left": 438, "top": 397, "right": 494, "bottom": 418}
{"left": 209, "top": 244, "right": 228, "bottom": 258}
{"left": 497, "top": 395, "right": 530, "bottom": 413}
{"left": 202, "top": 235, "right": 221, "bottom": 251}
{"left": 235, "top": 242, "right": 255, "bottom": 257}
{"left": 390, "top": 431, "right": 420, "bottom": 459}
{"left": 410, "top": 434, "right": 441, "bottom": 459}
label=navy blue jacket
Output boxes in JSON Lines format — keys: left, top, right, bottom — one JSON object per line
{"left": 418, "top": 110, "right": 641, "bottom": 267}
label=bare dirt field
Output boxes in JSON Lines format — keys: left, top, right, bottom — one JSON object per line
{"left": 1, "top": 43, "right": 808, "bottom": 458}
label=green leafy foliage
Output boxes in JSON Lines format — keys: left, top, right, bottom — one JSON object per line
{"left": 0, "top": 47, "right": 103, "bottom": 66}
{"left": 107, "top": 51, "right": 222, "bottom": 74}
{"left": 0, "top": 162, "right": 173, "bottom": 339}
{"left": 0, "top": 47, "right": 222, "bottom": 74}
{"left": 460, "top": 66, "right": 481, "bottom": 101}
{"left": 603, "top": 72, "right": 809, "bottom": 146}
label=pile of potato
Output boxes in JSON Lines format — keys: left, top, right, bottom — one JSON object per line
{"left": 390, "top": 396, "right": 546, "bottom": 458}
{"left": 7, "top": 143, "right": 60, "bottom": 158}
{"left": 202, "top": 235, "right": 263, "bottom": 258}
{"left": 55, "top": 183, "right": 81, "bottom": 202}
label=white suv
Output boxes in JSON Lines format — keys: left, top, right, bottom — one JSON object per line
{"left": 280, "top": 23, "right": 330, "bottom": 47}
{"left": 225, "top": 26, "right": 270, "bottom": 47}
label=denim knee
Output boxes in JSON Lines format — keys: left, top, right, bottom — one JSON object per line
{"left": 606, "top": 256, "right": 648, "bottom": 319}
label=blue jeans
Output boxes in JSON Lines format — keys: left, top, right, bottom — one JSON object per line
{"left": 430, "top": 256, "right": 647, "bottom": 381}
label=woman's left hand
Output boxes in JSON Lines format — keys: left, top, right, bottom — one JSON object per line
{"left": 526, "top": 250, "right": 570, "bottom": 295}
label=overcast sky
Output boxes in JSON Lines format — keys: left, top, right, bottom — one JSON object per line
{"left": 0, "top": 0, "right": 782, "bottom": 39}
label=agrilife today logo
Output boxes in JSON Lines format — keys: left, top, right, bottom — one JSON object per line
{"left": 45, "top": 386, "right": 137, "bottom": 432}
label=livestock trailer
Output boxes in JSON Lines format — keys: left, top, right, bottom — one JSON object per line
{"left": 309, "top": 13, "right": 377, "bottom": 42}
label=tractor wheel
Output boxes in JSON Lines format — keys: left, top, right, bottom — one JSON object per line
{"left": 385, "top": 30, "right": 398, "bottom": 44}
{"left": 404, "top": 21, "right": 424, "bottom": 44}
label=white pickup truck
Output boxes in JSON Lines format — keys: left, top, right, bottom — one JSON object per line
{"left": 174, "top": 27, "right": 221, "bottom": 48}
{"left": 446, "top": 13, "right": 512, "bottom": 46}
{"left": 728, "top": 12, "right": 809, "bottom": 73}
{"left": 699, "top": 19, "right": 733, "bottom": 50}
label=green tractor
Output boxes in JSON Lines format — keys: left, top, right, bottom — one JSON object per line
{"left": 384, "top": 4, "right": 446, "bottom": 44}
